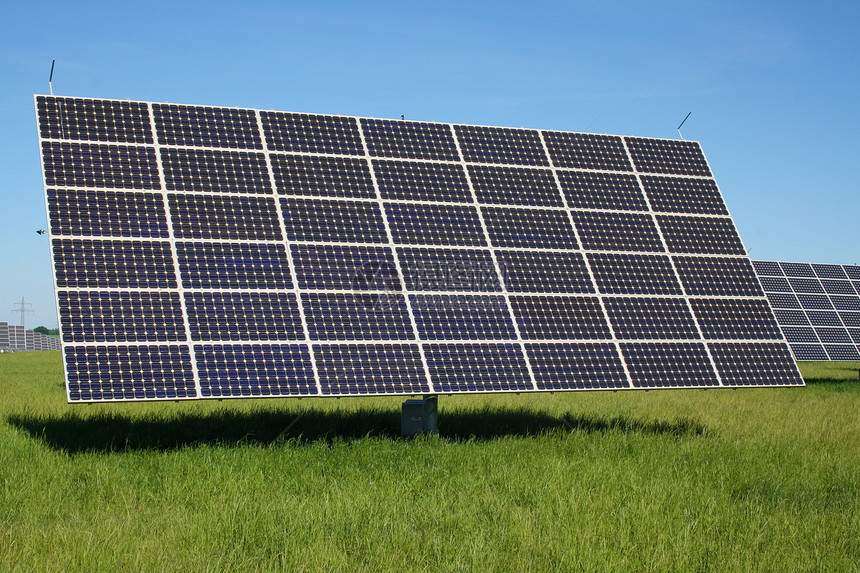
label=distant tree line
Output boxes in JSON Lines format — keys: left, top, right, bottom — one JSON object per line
{"left": 33, "top": 326, "right": 60, "bottom": 338}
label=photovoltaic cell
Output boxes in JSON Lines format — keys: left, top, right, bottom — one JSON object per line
{"left": 657, "top": 216, "right": 746, "bottom": 255}
{"left": 37, "top": 95, "right": 803, "bottom": 402}
{"left": 604, "top": 297, "right": 698, "bottom": 340}
{"left": 195, "top": 343, "right": 315, "bottom": 397}
{"left": 621, "top": 342, "right": 718, "bottom": 387}
{"left": 373, "top": 160, "right": 471, "bottom": 203}
{"left": 558, "top": 171, "right": 647, "bottom": 212}
{"left": 572, "top": 211, "right": 664, "bottom": 253}
{"left": 37, "top": 96, "right": 153, "bottom": 144}
{"left": 261, "top": 112, "right": 363, "bottom": 155}
{"left": 759, "top": 277, "right": 792, "bottom": 292}
{"left": 468, "top": 165, "right": 562, "bottom": 207}
{"left": 153, "top": 104, "right": 262, "bottom": 149}
{"left": 787, "top": 277, "right": 824, "bottom": 294}
{"left": 48, "top": 189, "right": 169, "bottom": 238}
{"left": 177, "top": 242, "right": 292, "bottom": 290}
{"left": 625, "top": 138, "right": 712, "bottom": 177}
{"left": 483, "top": 206, "right": 578, "bottom": 249}
{"left": 361, "top": 119, "right": 458, "bottom": 161}
{"left": 454, "top": 125, "right": 549, "bottom": 166}
{"left": 161, "top": 148, "right": 271, "bottom": 194}
{"left": 42, "top": 141, "right": 159, "bottom": 190}
{"left": 510, "top": 295, "right": 611, "bottom": 340}
{"left": 425, "top": 343, "right": 531, "bottom": 392}
{"left": 315, "top": 344, "right": 429, "bottom": 395}
{"left": 291, "top": 244, "right": 399, "bottom": 290}
{"left": 526, "top": 342, "right": 628, "bottom": 390}
{"left": 640, "top": 176, "right": 727, "bottom": 215}
{"left": 270, "top": 154, "right": 375, "bottom": 198}
{"left": 544, "top": 132, "right": 632, "bottom": 171}
{"left": 496, "top": 250, "right": 594, "bottom": 294}
{"left": 790, "top": 344, "right": 828, "bottom": 361}
{"left": 53, "top": 239, "right": 176, "bottom": 289}
{"left": 752, "top": 261, "right": 783, "bottom": 276}
{"left": 397, "top": 248, "right": 500, "bottom": 292}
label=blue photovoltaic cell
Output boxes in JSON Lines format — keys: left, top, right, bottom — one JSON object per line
{"left": 752, "top": 261, "right": 783, "bottom": 276}
{"left": 526, "top": 342, "right": 628, "bottom": 390}
{"left": 315, "top": 344, "right": 429, "bottom": 395}
{"left": 424, "top": 343, "right": 531, "bottom": 392}
{"left": 261, "top": 111, "right": 363, "bottom": 155}
{"left": 657, "top": 215, "right": 746, "bottom": 255}
{"left": 169, "top": 193, "right": 282, "bottom": 241}
{"left": 625, "top": 138, "right": 712, "bottom": 177}
{"left": 361, "top": 118, "right": 458, "bottom": 161}
{"left": 572, "top": 211, "right": 664, "bottom": 253}
{"left": 709, "top": 343, "right": 804, "bottom": 386}
{"left": 482, "top": 206, "right": 578, "bottom": 249}
{"left": 385, "top": 203, "right": 486, "bottom": 246}
{"left": 673, "top": 256, "right": 763, "bottom": 297}
{"left": 773, "top": 309, "right": 809, "bottom": 325}
{"left": 454, "top": 125, "right": 549, "bottom": 166}
{"left": 185, "top": 292, "right": 304, "bottom": 342}
{"left": 824, "top": 345, "right": 860, "bottom": 361}
{"left": 780, "top": 262, "right": 815, "bottom": 277}
{"left": 37, "top": 96, "right": 804, "bottom": 401}
{"left": 558, "top": 171, "right": 647, "bottom": 212}
{"left": 37, "top": 96, "right": 153, "bottom": 144}
{"left": 807, "top": 311, "right": 841, "bottom": 326}
{"left": 397, "top": 247, "right": 500, "bottom": 292}
{"left": 690, "top": 299, "right": 783, "bottom": 340}
{"left": 511, "top": 295, "right": 611, "bottom": 340}
{"left": 161, "top": 148, "right": 271, "bottom": 194}
{"left": 48, "top": 189, "right": 169, "bottom": 239}
{"left": 604, "top": 297, "right": 698, "bottom": 340}
{"left": 831, "top": 296, "right": 860, "bottom": 311}
{"left": 65, "top": 345, "right": 195, "bottom": 401}
{"left": 291, "top": 244, "right": 399, "bottom": 290}
{"left": 788, "top": 277, "right": 824, "bottom": 293}
{"left": 270, "top": 154, "right": 375, "bottom": 198}
{"left": 53, "top": 239, "right": 176, "bottom": 289}
{"left": 411, "top": 294, "right": 516, "bottom": 340}
{"left": 468, "top": 165, "right": 562, "bottom": 207}
{"left": 42, "top": 141, "right": 159, "bottom": 190}
{"left": 811, "top": 263, "right": 847, "bottom": 279}
{"left": 816, "top": 328, "right": 852, "bottom": 344}
{"left": 373, "top": 159, "right": 472, "bottom": 203}
{"left": 195, "top": 343, "right": 316, "bottom": 397}
{"left": 543, "top": 132, "right": 632, "bottom": 172}
{"left": 640, "top": 176, "right": 727, "bottom": 215}
{"left": 177, "top": 242, "right": 293, "bottom": 290}
{"left": 588, "top": 253, "right": 682, "bottom": 295}
{"left": 281, "top": 197, "right": 387, "bottom": 243}
{"left": 153, "top": 104, "right": 262, "bottom": 149}
{"left": 622, "top": 342, "right": 719, "bottom": 387}
{"left": 302, "top": 293, "right": 415, "bottom": 341}
{"left": 842, "top": 313, "right": 860, "bottom": 327}
{"left": 496, "top": 250, "right": 594, "bottom": 294}
{"left": 821, "top": 280, "right": 855, "bottom": 295}
{"left": 759, "top": 277, "right": 792, "bottom": 292}
{"left": 790, "top": 344, "right": 828, "bottom": 361}
{"left": 59, "top": 291, "right": 185, "bottom": 343}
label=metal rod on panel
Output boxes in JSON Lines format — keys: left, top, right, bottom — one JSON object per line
{"left": 677, "top": 111, "right": 691, "bottom": 139}
{"left": 49, "top": 59, "right": 55, "bottom": 95}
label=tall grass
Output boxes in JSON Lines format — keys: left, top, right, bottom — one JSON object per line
{"left": 1, "top": 352, "right": 858, "bottom": 571}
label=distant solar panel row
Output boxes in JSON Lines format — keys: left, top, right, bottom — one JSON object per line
{"left": 36, "top": 96, "right": 803, "bottom": 402}
{"left": 752, "top": 260, "right": 860, "bottom": 361}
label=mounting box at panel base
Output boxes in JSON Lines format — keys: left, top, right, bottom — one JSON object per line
{"left": 401, "top": 396, "right": 438, "bottom": 437}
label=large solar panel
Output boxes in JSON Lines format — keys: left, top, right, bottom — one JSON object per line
{"left": 752, "top": 260, "right": 860, "bottom": 361}
{"left": 36, "top": 95, "right": 804, "bottom": 402}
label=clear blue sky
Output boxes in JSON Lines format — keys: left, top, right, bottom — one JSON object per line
{"left": 2, "top": 0, "right": 858, "bottom": 329}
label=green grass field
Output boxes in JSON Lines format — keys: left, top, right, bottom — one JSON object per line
{"left": 1, "top": 352, "right": 858, "bottom": 571}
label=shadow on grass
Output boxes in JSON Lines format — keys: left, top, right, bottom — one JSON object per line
{"left": 7, "top": 407, "right": 707, "bottom": 454}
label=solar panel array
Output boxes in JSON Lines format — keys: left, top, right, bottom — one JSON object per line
{"left": 36, "top": 95, "right": 804, "bottom": 402}
{"left": 0, "top": 322, "right": 61, "bottom": 352}
{"left": 752, "top": 261, "right": 860, "bottom": 361}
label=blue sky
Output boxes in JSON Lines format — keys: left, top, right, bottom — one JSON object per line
{"left": 1, "top": 0, "right": 858, "bottom": 328}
